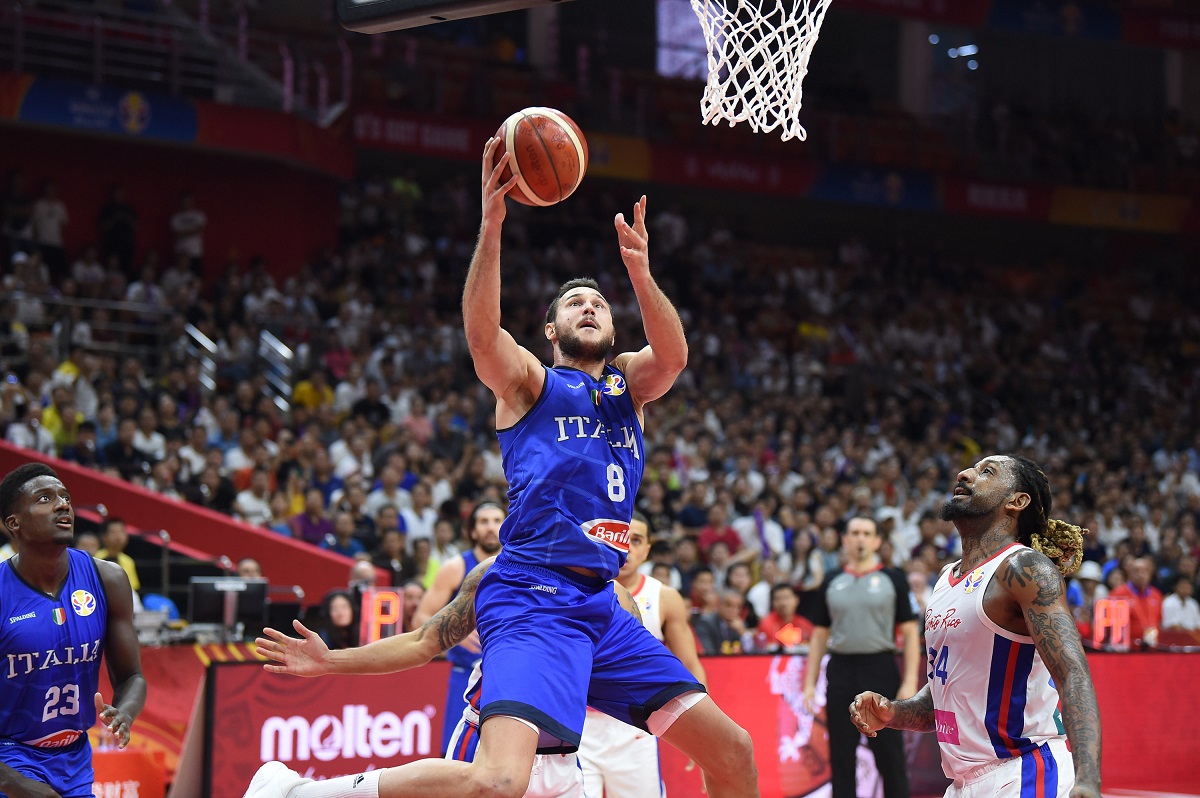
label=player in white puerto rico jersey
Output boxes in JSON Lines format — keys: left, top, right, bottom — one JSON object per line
{"left": 578, "top": 513, "right": 707, "bottom": 798}
{"left": 850, "top": 455, "right": 1101, "bottom": 798}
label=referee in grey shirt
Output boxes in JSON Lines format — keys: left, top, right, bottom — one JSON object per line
{"left": 803, "top": 516, "right": 921, "bottom": 798}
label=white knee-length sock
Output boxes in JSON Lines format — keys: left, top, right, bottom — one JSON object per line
{"left": 289, "top": 769, "right": 381, "bottom": 798}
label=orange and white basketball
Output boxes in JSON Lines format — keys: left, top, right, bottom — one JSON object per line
{"left": 492, "top": 107, "right": 588, "bottom": 207}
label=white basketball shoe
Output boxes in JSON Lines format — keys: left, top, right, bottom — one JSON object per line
{"left": 244, "top": 761, "right": 312, "bottom": 798}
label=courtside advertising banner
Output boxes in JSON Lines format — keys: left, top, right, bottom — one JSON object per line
{"left": 205, "top": 661, "right": 450, "bottom": 793}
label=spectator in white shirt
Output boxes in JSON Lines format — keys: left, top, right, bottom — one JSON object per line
{"left": 1162, "top": 575, "right": 1200, "bottom": 633}
{"left": 132, "top": 405, "right": 165, "bottom": 463}
{"left": 399, "top": 482, "right": 438, "bottom": 552}
{"left": 31, "top": 181, "right": 68, "bottom": 278}
{"left": 363, "top": 465, "right": 412, "bottom": 520}
{"left": 170, "top": 191, "right": 207, "bottom": 273}
{"left": 234, "top": 468, "right": 275, "bottom": 527}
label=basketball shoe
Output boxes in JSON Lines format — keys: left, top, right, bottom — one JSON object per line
{"left": 244, "top": 761, "right": 311, "bottom": 798}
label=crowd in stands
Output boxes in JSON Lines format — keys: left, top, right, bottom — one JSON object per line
{"left": 3, "top": 160, "right": 1200, "bottom": 654}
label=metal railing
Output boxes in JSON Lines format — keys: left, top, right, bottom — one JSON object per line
{"left": 0, "top": 0, "right": 352, "bottom": 120}
{"left": 256, "top": 329, "right": 294, "bottom": 416}
{"left": 0, "top": 291, "right": 175, "bottom": 373}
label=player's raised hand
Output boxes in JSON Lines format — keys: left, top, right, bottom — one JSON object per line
{"left": 256, "top": 619, "right": 331, "bottom": 677}
{"left": 615, "top": 195, "right": 650, "bottom": 277}
{"left": 849, "top": 691, "right": 894, "bottom": 738}
{"left": 481, "top": 137, "right": 518, "bottom": 226}
{"left": 93, "top": 691, "right": 132, "bottom": 748}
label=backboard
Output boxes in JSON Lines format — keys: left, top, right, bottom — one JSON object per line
{"left": 336, "top": 0, "right": 575, "bottom": 34}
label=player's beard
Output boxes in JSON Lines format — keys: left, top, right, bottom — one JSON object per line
{"left": 475, "top": 535, "right": 501, "bottom": 555}
{"left": 939, "top": 491, "right": 1004, "bottom": 522}
{"left": 557, "top": 324, "right": 614, "bottom": 363}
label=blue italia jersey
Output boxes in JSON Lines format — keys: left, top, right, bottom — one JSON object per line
{"left": 0, "top": 548, "right": 108, "bottom": 749}
{"left": 497, "top": 364, "right": 644, "bottom": 581}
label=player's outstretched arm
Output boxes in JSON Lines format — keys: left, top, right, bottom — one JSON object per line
{"left": 660, "top": 584, "right": 707, "bottom": 686}
{"left": 610, "top": 196, "right": 687, "bottom": 409}
{"left": 97, "top": 559, "right": 146, "bottom": 749}
{"left": 851, "top": 684, "right": 935, "bottom": 736}
{"left": 257, "top": 557, "right": 496, "bottom": 677}
{"left": 463, "top": 138, "right": 542, "bottom": 412}
{"left": 1001, "top": 550, "right": 1102, "bottom": 798}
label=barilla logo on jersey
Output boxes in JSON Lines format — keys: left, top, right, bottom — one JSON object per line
{"left": 934, "top": 710, "right": 960, "bottom": 745}
{"left": 602, "top": 374, "right": 626, "bottom": 397}
{"left": 52, "top": 608, "right": 66, "bottom": 625}
{"left": 962, "top": 568, "right": 986, "bottom": 594}
{"left": 7, "top": 611, "right": 36, "bottom": 625}
{"left": 71, "top": 590, "right": 97, "bottom": 617}
{"left": 581, "top": 519, "right": 630, "bottom": 552}
{"left": 23, "top": 729, "right": 83, "bottom": 749}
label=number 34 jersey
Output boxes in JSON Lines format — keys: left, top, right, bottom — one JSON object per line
{"left": 497, "top": 364, "right": 644, "bottom": 582}
{"left": 924, "top": 543, "right": 1065, "bottom": 780}
{"left": 0, "top": 548, "right": 108, "bottom": 749}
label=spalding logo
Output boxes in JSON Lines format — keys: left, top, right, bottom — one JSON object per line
{"left": 71, "top": 589, "right": 97, "bottom": 617}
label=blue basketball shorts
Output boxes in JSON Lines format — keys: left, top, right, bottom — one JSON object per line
{"left": 474, "top": 559, "right": 705, "bottom": 754}
{"left": 0, "top": 737, "right": 94, "bottom": 798}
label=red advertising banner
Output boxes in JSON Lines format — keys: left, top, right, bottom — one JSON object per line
{"left": 93, "top": 749, "right": 166, "bottom": 798}
{"left": 206, "top": 661, "right": 451, "bottom": 794}
{"left": 942, "top": 178, "right": 1053, "bottom": 221}
{"left": 832, "top": 0, "right": 992, "bottom": 26}
{"left": 1123, "top": 9, "right": 1200, "bottom": 50}
{"left": 199, "top": 653, "right": 1200, "bottom": 795}
{"left": 353, "top": 109, "right": 492, "bottom": 160}
{"left": 651, "top": 147, "right": 817, "bottom": 196}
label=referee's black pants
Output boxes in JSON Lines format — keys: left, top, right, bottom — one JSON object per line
{"left": 825, "top": 651, "right": 910, "bottom": 798}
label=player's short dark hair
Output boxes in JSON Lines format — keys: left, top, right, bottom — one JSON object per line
{"left": 0, "top": 462, "right": 59, "bottom": 520}
{"left": 545, "top": 278, "right": 604, "bottom": 325}
{"left": 631, "top": 510, "right": 650, "bottom": 529}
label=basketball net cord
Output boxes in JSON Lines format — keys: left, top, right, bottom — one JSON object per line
{"left": 690, "top": 0, "right": 834, "bottom": 141}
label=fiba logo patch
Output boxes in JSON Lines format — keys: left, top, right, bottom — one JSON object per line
{"left": 71, "top": 589, "right": 97, "bottom": 617}
{"left": 118, "top": 91, "right": 151, "bottom": 134}
{"left": 602, "top": 374, "right": 625, "bottom": 397}
{"left": 962, "top": 568, "right": 986, "bottom": 594}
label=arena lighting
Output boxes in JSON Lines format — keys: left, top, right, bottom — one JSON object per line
{"left": 948, "top": 48, "right": 958, "bottom": 58}
{"left": 928, "top": 34, "right": 940, "bottom": 44}
{"left": 958, "top": 44, "right": 979, "bottom": 56}
{"left": 968, "top": 60, "right": 979, "bottom": 70}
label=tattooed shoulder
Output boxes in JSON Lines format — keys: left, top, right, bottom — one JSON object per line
{"left": 1000, "top": 549, "right": 1063, "bottom": 608}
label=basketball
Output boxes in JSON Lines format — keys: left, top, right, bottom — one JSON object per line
{"left": 492, "top": 107, "right": 588, "bottom": 207}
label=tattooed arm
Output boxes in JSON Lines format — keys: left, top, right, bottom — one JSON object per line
{"left": 257, "top": 557, "right": 496, "bottom": 677}
{"left": 1001, "top": 549, "right": 1102, "bottom": 798}
{"left": 850, "top": 683, "right": 936, "bottom": 736}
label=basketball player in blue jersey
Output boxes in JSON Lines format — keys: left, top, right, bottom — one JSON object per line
{"left": 0, "top": 463, "right": 146, "bottom": 798}
{"left": 412, "top": 501, "right": 505, "bottom": 754}
{"left": 850, "top": 455, "right": 1101, "bottom": 798}
{"left": 255, "top": 555, "right": 645, "bottom": 798}
{"left": 244, "top": 139, "right": 758, "bottom": 798}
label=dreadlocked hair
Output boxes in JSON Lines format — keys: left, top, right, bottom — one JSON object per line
{"left": 1031, "top": 520, "right": 1085, "bottom": 577}
{"left": 1009, "top": 454, "right": 1084, "bottom": 576}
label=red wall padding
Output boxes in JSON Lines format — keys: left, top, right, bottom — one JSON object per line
{"left": 1, "top": 125, "right": 339, "bottom": 284}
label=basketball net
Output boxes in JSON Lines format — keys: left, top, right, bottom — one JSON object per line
{"left": 690, "top": 0, "right": 833, "bottom": 141}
